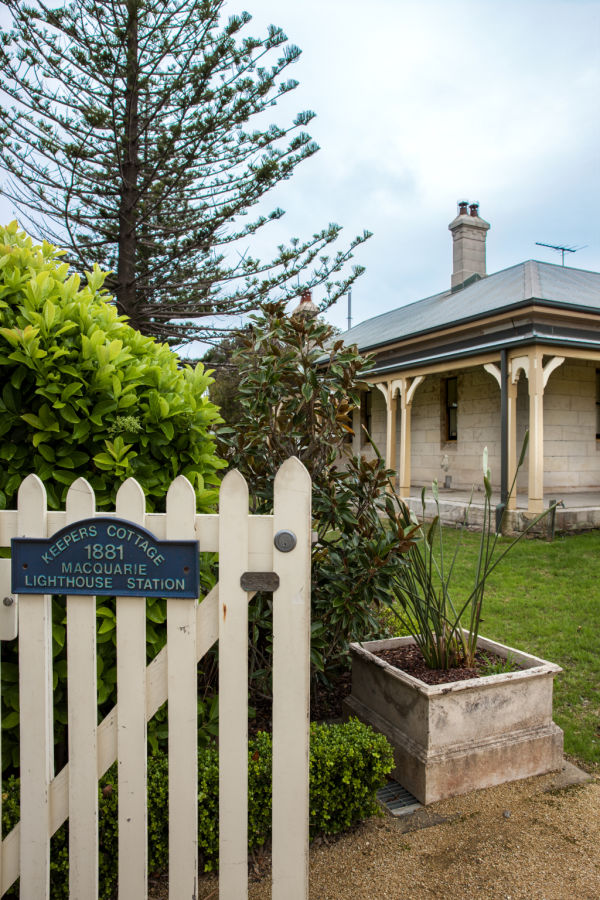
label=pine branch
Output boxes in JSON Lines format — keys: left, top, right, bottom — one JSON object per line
{"left": 0, "top": 0, "right": 371, "bottom": 343}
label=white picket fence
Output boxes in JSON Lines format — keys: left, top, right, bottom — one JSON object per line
{"left": 0, "top": 457, "right": 311, "bottom": 899}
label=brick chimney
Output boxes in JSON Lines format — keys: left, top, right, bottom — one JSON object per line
{"left": 448, "top": 201, "right": 490, "bottom": 290}
{"left": 291, "top": 288, "right": 318, "bottom": 319}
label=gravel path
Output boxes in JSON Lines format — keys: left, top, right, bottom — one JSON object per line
{"left": 180, "top": 763, "right": 600, "bottom": 900}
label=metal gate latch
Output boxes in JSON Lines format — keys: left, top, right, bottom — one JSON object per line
{"left": 273, "top": 530, "right": 296, "bottom": 552}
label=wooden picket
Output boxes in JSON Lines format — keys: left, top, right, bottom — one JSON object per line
{"left": 66, "top": 478, "right": 98, "bottom": 899}
{"left": 272, "top": 460, "right": 312, "bottom": 896}
{"left": 17, "top": 474, "right": 53, "bottom": 899}
{"left": 116, "top": 478, "right": 148, "bottom": 898}
{"left": 218, "top": 469, "right": 250, "bottom": 898}
{"left": 166, "top": 475, "right": 199, "bottom": 899}
{"left": 0, "top": 458, "right": 311, "bottom": 900}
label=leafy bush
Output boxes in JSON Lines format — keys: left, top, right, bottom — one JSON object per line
{"left": 0, "top": 222, "right": 224, "bottom": 511}
{"left": 0, "top": 223, "right": 224, "bottom": 770}
{"left": 1, "top": 720, "right": 393, "bottom": 896}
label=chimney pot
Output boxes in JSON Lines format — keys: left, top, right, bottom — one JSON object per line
{"left": 469, "top": 202, "right": 479, "bottom": 217}
{"left": 458, "top": 200, "right": 469, "bottom": 216}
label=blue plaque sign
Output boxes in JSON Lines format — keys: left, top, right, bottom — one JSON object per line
{"left": 11, "top": 517, "right": 199, "bottom": 598}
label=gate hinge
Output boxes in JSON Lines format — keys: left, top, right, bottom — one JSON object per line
{"left": 0, "top": 559, "right": 18, "bottom": 640}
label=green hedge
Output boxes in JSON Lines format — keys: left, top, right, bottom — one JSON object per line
{"left": 2, "top": 720, "right": 393, "bottom": 897}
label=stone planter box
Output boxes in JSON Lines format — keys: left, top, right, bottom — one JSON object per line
{"left": 343, "top": 634, "right": 564, "bottom": 805}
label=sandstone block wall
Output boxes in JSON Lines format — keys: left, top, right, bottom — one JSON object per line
{"left": 355, "top": 388, "right": 389, "bottom": 461}
{"left": 410, "top": 368, "right": 502, "bottom": 490}
{"left": 537, "top": 358, "right": 598, "bottom": 491}
{"left": 370, "top": 388, "right": 388, "bottom": 455}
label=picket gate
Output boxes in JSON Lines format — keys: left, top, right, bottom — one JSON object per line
{"left": 0, "top": 458, "right": 312, "bottom": 900}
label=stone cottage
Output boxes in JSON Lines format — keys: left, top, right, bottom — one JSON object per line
{"left": 343, "top": 202, "right": 600, "bottom": 529}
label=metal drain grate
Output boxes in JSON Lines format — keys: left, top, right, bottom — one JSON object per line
{"left": 377, "top": 780, "right": 422, "bottom": 816}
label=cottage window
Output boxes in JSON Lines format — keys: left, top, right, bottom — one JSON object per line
{"left": 444, "top": 377, "right": 458, "bottom": 441}
{"left": 360, "top": 390, "right": 372, "bottom": 445}
{"left": 596, "top": 369, "right": 600, "bottom": 439}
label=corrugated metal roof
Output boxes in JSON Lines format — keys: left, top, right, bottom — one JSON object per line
{"left": 340, "top": 260, "right": 600, "bottom": 352}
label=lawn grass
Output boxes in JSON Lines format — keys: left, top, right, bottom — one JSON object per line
{"left": 386, "top": 527, "right": 600, "bottom": 772}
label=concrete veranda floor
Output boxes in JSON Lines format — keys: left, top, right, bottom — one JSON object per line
{"left": 406, "top": 485, "right": 600, "bottom": 510}
{"left": 399, "top": 484, "right": 600, "bottom": 533}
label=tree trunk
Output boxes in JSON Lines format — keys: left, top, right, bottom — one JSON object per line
{"left": 116, "top": 1, "right": 140, "bottom": 326}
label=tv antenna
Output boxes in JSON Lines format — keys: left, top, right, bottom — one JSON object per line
{"left": 347, "top": 289, "right": 352, "bottom": 331}
{"left": 535, "top": 242, "right": 586, "bottom": 266}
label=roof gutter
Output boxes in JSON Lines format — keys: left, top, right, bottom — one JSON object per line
{"left": 367, "top": 330, "right": 600, "bottom": 376}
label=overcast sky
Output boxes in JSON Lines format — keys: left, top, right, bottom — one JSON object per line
{"left": 1, "top": 0, "right": 598, "bottom": 347}
{"left": 226, "top": 0, "right": 600, "bottom": 335}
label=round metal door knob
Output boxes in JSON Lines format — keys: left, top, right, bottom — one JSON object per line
{"left": 274, "top": 529, "right": 297, "bottom": 552}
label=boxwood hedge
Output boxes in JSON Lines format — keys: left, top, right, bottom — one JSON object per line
{"left": 1, "top": 720, "right": 393, "bottom": 898}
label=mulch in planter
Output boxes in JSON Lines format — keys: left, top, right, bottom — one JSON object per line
{"left": 372, "top": 643, "right": 522, "bottom": 686}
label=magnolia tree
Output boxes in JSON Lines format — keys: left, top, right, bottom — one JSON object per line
{"left": 218, "top": 302, "right": 411, "bottom": 687}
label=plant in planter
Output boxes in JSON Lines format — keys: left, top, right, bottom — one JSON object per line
{"left": 344, "top": 440, "right": 565, "bottom": 804}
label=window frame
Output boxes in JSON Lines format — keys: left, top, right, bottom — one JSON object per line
{"left": 596, "top": 368, "right": 600, "bottom": 440}
{"left": 444, "top": 376, "right": 458, "bottom": 443}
